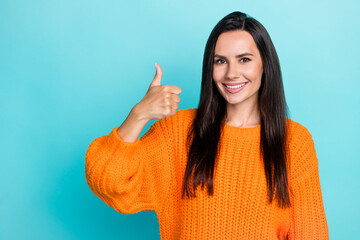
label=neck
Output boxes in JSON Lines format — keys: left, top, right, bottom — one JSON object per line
{"left": 225, "top": 99, "right": 261, "bottom": 128}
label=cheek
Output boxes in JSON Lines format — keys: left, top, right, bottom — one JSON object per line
{"left": 244, "top": 64, "right": 263, "bottom": 80}
{"left": 212, "top": 68, "right": 223, "bottom": 82}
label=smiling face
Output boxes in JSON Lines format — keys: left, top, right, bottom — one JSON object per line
{"left": 213, "top": 30, "right": 264, "bottom": 109}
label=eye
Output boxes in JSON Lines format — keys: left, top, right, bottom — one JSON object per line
{"left": 214, "top": 59, "right": 225, "bottom": 64}
{"left": 240, "top": 58, "right": 251, "bottom": 62}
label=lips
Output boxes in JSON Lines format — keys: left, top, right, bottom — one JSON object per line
{"left": 222, "top": 82, "right": 248, "bottom": 94}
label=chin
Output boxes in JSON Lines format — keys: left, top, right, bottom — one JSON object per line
{"left": 227, "top": 101, "right": 243, "bottom": 105}
{"left": 223, "top": 96, "right": 243, "bottom": 105}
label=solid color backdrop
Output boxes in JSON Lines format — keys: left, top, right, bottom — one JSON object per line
{"left": 0, "top": 0, "right": 359, "bottom": 239}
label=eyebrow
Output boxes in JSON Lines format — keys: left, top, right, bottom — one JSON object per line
{"left": 214, "top": 53, "right": 254, "bottom": 58}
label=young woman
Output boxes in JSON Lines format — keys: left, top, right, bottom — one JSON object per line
{"left": 85, "top": 11, "right": 329, "bottom": 239}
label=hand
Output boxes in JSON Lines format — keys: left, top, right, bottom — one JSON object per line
{"left": 135, "top": 63, "right": 182, "bottom": 121}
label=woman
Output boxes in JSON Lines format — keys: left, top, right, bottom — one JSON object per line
{"left": 85, "top": 11, "right": 329, "bottom": 239}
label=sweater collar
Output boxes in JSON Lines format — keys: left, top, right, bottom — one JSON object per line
{"left": 222, "top": 122, "right": 261, "bottom": 138}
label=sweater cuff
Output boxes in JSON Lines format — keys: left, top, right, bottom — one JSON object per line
{"left": 107, "top": 126, "right": 141, "bottom": 147}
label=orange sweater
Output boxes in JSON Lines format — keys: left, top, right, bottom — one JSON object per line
{"left": 85, "top": 108, "right": 329, "bottom": 239}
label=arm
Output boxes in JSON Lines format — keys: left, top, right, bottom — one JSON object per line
{"left": 288, "top": 125, "right": 329, "bottom": 239}
{"left": 85, "top": 114, "right": 174, "bottom": 214}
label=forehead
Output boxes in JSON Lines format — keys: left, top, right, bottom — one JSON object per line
{"left": 214, "top": 30, "right": 259, "bottom": 56}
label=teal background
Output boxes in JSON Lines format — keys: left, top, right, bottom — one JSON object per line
{"left": 1, "top": 0, "right": 359, "bottom": 239}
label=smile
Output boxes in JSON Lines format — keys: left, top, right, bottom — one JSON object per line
{"left": 225, "top": 83, "right": 246, "bottom": 89}
{"left": 222, "top": 82, "right": 248, "bottom": 94}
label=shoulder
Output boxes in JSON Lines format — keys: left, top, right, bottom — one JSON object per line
{"left": 176, "top": 108, "right": 197, "bottom": 122}
{"left": 149, "top": 108, "right": 197, "bottom": 135}
{"left": 286, "top": 118, "right": 314, "bottom": 146}
{"left": 286, "top": 118, "right": 316, "bottom": 157}
{"left": 285, "top": 119, "right": 319, "bottom": 183}
{"left": 155, "top": 108, "right": 197, "bottom": 127}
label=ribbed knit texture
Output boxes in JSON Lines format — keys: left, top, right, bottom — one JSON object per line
{"left": 85, "top": 108, "right": 329, "bottom": 239}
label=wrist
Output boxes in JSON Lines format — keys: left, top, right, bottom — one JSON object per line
{"left": 131, "top": 104, "right": 150, "bottom": 123}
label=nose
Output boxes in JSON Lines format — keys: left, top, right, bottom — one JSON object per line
{"left": 226, "top": 61, "right": 241, "bottom": 80}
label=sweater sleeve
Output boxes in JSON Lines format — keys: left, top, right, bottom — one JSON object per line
{"left": 85, "top": 117, "right": 173, "bottom": 214}
{"left": 288, "top": 124, "right": 329, "bottom": 239}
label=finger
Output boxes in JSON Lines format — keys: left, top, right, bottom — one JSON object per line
{"left": 150, "top": 62, "right": 163, "bottom": 87}
{"left": 166, "top": 85, "right": 182, "bottom": 95}
{"left": 171, "top": 102, "right": 179, "bottom": 110}
{"left": 171, "top": 93, "right": 181, "bottom": 103}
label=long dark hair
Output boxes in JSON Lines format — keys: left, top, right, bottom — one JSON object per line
{"left": 181, "top": 11, "right": 291, "bottom": 208}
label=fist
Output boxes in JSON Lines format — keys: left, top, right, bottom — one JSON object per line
{"left": 136, "top": 63, "right": 182, "bottom": 121}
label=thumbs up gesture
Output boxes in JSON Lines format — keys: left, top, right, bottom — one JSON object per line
{"left": 135, "top": 63, "right": 182, "bottom": 121}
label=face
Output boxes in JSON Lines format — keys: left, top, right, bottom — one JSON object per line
{"left": 213, "top": 30, "right": 263, "bottom": 108}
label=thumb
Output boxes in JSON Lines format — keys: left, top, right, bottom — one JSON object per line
{"left": 150, "top": 62, "right": 163, "bottom": 87}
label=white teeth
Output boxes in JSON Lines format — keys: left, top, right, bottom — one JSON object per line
{"left": 226, "top": 83, "right": 246, "bottom": 89}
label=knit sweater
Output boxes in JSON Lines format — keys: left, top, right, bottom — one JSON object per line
{"left": 85, "top": 108, "right": 329, "bottom": 239}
